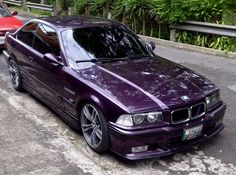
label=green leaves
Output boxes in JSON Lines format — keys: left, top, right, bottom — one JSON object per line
{"left": 71, "top": 0, "right": 236, "bottom": 52}
{"left": 73, "top": 0, "right": 226, "bottom": 24}
{"left": 149, "top": 0, "right": 225, "bottom": 24}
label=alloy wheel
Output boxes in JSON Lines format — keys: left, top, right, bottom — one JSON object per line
{"left": 9, "top": 60, "right": 20, "bottom": 89}
{"left": 81, "top": 104, "right": 103, "bottom": 149}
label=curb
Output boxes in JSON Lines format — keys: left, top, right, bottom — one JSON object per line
{"left": 140, "top": 35, "right": 236, "bottom": 59}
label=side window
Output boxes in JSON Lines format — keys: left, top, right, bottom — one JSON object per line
{"left": 17, "top": 22, "right": 38, "bottom": 46}
{"left": 33, "top": 24, "right": 60, "bottom": 56}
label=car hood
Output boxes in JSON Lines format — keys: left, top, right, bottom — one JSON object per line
{"left": 76, "top": 56, "right": 217, "bottom": 113}
{"left": 0, "top": 16, "right": 22, "bottom": 31}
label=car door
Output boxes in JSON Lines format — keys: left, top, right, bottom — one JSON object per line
{"left": 29, "top": 23, "right": 63, "bottom": 108}
{"left": 13, "top": 22, "right": 38, "bottom": 85}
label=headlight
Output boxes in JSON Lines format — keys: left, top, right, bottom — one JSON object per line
{"left": 206, "top": 92, "right": 220, "bottom": 109}
{"left": 116, "top": 111, "right": 163, "bottom": 127}
{"left": 115, "top": 114, "right": 133, "bottom": 126}
{"left": 147, "top": 112, "right": 163, "bottom": 123}
{"left": 133, "top": 114, "right": 145, "bottom": 124}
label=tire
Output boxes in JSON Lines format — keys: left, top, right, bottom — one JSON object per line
{"left": 80, "top": 103, "right": 109, "bottom": 153}
{"left": 8, "top": 59, "right": 23, "bottom": 91}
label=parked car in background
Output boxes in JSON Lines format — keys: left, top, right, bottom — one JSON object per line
{"left": 0, "top": 2, "right": 22, "bottom": 48}
{"left": 3, "top": 16, "right": 226, "bottom": 160}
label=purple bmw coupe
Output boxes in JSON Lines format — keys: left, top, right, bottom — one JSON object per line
{"left": 3, "top": 16, "right": 226, "bottom": 160}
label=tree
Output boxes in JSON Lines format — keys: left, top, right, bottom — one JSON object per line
{"left": 75, "top": 0, "right": 93, "bottom": 15}
{"left": 112, "top": 0, "right": 126, "bottom": 23}
{"left": 125, "top": 0, "right": 151, "bottom": 35}
{"left": 90, "top": 0, "right": 113, "bottom": 17}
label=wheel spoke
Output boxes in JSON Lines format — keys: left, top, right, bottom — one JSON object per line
{"left": 12, "top": 75, "right": 16, "bottom": 84}
{"left": 9, "top": 66, "right": 15, "bottom": 73}
{"left": 82, "top": 124, "right": 93, "bottom": 132}
{"left": 83, "top": 106, "right": 93, "bottom": 122}
{"left": 95, "top": 127, "right": 102, "bottom": 140}
{"left": 90, "top": 128, "right": 97, "bottom": 146}
{"left": 91, "top": 110, "right": 97, "bottom": 121}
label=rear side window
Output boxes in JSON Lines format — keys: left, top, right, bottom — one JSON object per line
{"left": 33, "top": 24, "right": 60, "bottom": 56}
{"left": 17, "top": 22, "right": 38, "bottom": 46}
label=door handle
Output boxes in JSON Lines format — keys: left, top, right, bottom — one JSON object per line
{"left": 28, "top": 56, "right": 34, "bottom": 62}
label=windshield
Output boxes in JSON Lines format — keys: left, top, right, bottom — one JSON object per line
{"left": 0, "top": 3, "right": 11, "bottom": 17}
{"left": 62, "top": 25, "right": 154, "bottom": 65}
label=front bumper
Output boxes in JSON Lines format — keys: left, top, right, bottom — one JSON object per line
{"left": 108, "top": 103, "right": 226, "bottom": 160}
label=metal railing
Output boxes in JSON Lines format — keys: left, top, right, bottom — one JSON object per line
{"left": 170, "top": 21, "right": 236, "bottom": 41}
{"left": 3, "top": 0, "right": 55, "bottom": 16}
{"left": 26, "top": 2, "right": 55, "bottom": 15}
{"left": 4, "top": 0, "right": 22, "bottom": 7}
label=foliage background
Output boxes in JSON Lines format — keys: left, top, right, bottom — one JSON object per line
{"left": 52, "top": 0, "right": 236, "bottom": 52}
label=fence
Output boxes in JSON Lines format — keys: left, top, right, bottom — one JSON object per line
{"left": 3, "top": 0, "right": 22, "bottom": 7}
{"left": 170, "top": 21, "right": 236, "bottom": 41}
{"left": 3, "top": 0, "right": 55, "bottom": 16}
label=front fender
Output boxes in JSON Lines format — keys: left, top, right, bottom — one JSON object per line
{"left": 75, "top": 91, "right": 127, "bottom": 123}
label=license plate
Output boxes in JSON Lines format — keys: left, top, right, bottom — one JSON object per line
{"left": 182, "top": 125, "right": 203, "bottom": 141}
{"left": 0, "top": 37, "right": 4, "bottom": 45}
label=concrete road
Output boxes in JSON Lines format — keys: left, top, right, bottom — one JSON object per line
{"left": 0, "top": 43, "right": 236, "bottom": 175}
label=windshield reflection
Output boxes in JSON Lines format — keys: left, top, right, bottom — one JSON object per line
{"left": 62, "top": 25, "right": 154, "bottom": 66}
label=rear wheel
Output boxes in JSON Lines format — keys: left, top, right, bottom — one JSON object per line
{"left": 8, "top": 59, "right": 23, "bottom": 91}
{"left": 80, "top": 104, "right": 109, "bottom": 153}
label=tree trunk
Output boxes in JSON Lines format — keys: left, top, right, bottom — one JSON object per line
{"left": 150, "top": 22, "right": 153, "bottom": 37}
{"left": 68, "top": 7, "right": 75, "bottom": 15}
{"left": 158, "top": 22, "right": 161, "bottom": 38}
{"left": 106, "top": 1, "right": 109, "bottom": 18}
{"left": 142, "top": 15, "right": 145, "bottom": 35}
{"left": 134, "top": 16, "right": 138, "bottom": 33}
{"left": 85, "top": 0, "right": 89, "bottom": 15}
{"left": 122, "top": 13, "right": 126, "bottom": 24}
{"left": 103, "top": 7, "right": 106, "bottom": 18}
{"left": 40, "top": 0, "right": 48, "bottom": 4}
{"left": 56, "top": 0, "right": 64, "bottom": 15}
{"left": 22, "top": 0, "right": 27, "bottom": 9}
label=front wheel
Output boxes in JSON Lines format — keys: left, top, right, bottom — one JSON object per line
{"left": 80, "top": 104, "right": 109, "bottom": 153}
{"left": 8, "top": 59, "right": 23, "bottom": 91}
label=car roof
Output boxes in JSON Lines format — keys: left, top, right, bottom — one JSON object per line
{"left": 36, "top": 16, "right": 122, "bottom": 30}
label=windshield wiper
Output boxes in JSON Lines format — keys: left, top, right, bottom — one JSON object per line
{"left": 75, "top": 58, "right": 112, "bottom": 63}
{"left": 76, "top": 57, "right": 130, "bottom": 63}
{"left": 76, "top": 59, "right": 97, "bottom": 63}
{"left": 126, "top": 54, "right": 153, "bottom": 59}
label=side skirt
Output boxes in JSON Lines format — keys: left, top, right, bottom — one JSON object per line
{"left": 22, "top": 79, "right": 80, "bottom": 131}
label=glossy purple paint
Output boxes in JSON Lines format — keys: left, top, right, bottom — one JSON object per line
{"left": 4, "top": 16, "right": 226, "bottom": 160}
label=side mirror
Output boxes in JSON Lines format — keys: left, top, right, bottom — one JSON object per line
{"left": 12, "top": 11, "right": 18, "bottom": 16}
{"left": 43, "top": 53, "right": 63, "bottom": 66}
{"left": 148, "top": 41, "right": 156, "bottom": 51}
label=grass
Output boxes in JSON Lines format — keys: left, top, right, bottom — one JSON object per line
{"left": 223, "top": 10, "right": 236, "bottom": 25}
{"left": 8, "top": 5, "right": 51, "bottom": 17}
{"left": 30, "top": 8, "right": 51, "bottom": 16}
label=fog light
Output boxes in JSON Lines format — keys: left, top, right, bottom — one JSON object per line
{"left": 131, "top": 145, "right": 148, "bottom": 153}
